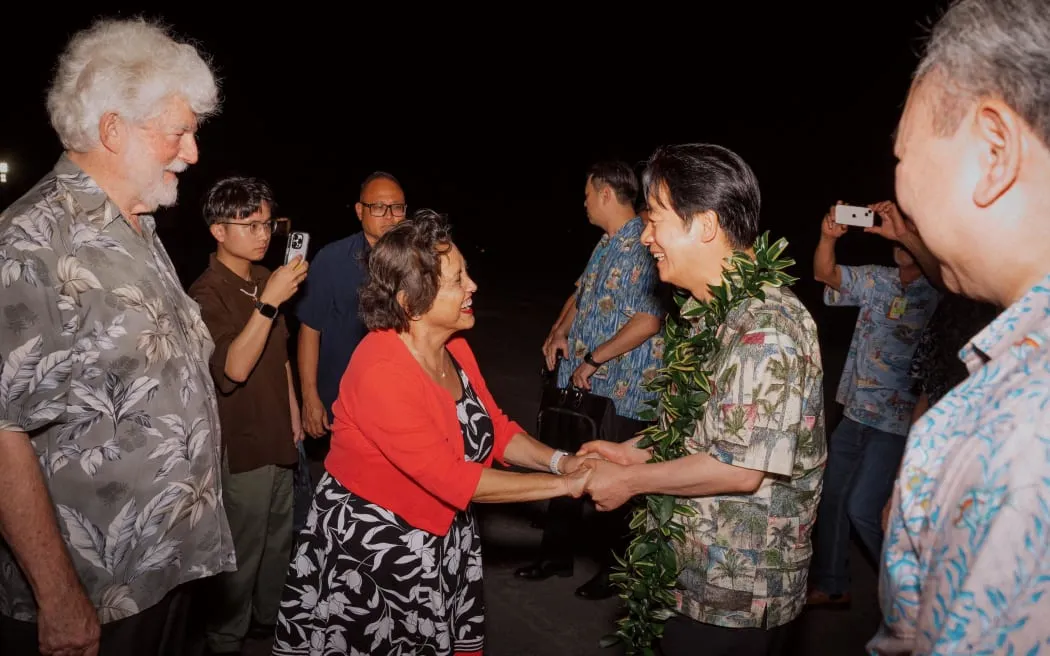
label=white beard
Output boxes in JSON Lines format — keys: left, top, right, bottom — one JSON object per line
{"left": 123, "top": 136, "right": 187, "bottom": 211}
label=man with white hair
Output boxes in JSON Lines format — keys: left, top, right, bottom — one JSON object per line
{"left": 0, "top": 18, "right": 233, "bottom": 656}
{"left": 871, "top": 0, "right": 1050, "bottom": 653}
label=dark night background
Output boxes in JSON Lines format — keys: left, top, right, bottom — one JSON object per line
{"left": 0, "top": 5, "right": 952, "bottom": 652}
{"left": 1, "top": 2, "right": 946, "bottom": 385}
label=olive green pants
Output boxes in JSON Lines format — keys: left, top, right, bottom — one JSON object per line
{"left": 206, "top": 463, "right": 295, "bottom": 653}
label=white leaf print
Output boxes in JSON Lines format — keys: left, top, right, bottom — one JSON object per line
{"left": 57, "top": 406, "right": 102, "bottom": 443}
{"left": 104, "top": 499, "right": 137, "bottom": 571}
{"left": 12, "top": 213, "right": 54, "bottom": 251}
{"left": 70, "top": 380, "right": 114, "bottom": 417}
{"left": 60, "top": 314, "right": 80, "bottom": 337}
{"left": 57, "top": 256, "right": 102, "bottom": 305}
{"left": 69, "top": 222, "right": 130, "bottom": 258}
{"left": 32, "top": 349, "right": 73, "bottom": 396}
{"left": 57, "top": 505, "right": 107, "bottom": 571}
{"left": 127, "top": 538, "right": 180, "bottom": 582}
{"left": 115, "top": 377, "right": 159, "bottom": 421}
{"left": 79, "top": 438, "right": 121, "bottom": 476}
{"left": 110, "top": 285, "right": 147, "bottom": 310}
{"left": 98, "top": 584, "right": 139, "bottom": 623}
{"left": 0, "top": 335, "right": 43, "bottom": 408}
{"left": 134, "top": 485, "right": 181, "bottom": 541}
{"left": 56, "top": 294, "right": 76, "bottom": 313}
{"left": 24, "top": 395, "right": 66, "bottom": 426}
{"left": 1, "top": 259, "right": 22, "bottom": 287}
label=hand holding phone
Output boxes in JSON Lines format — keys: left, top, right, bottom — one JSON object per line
{"left": 284, "top": 231, "right": 310, "bottom": 265}
{"left": 260, "top": 256, "right": 309, "bottom": 307}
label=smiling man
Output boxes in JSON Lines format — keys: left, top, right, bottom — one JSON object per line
{"left": 0, "top": 18, "right": 233, "bottom": 656}
{"left": 578, "top": 144, "right": 826, "bottom": 655}
{"left": 870, "top": 0, "right": 1050, "bottom": 653}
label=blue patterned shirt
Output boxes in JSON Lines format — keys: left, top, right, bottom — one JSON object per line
{"left": 825, "top": 265, "right": 939, "bottom": 435}
{"left": 556, "top": 217, "right": 665, "bottom": 420}
{"left": 869, "top": 273, "right": 1049, "bottom": 655}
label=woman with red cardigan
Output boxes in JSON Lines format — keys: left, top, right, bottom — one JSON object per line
{"left": 273, "top": 210, "right": 594, "bottom": 656}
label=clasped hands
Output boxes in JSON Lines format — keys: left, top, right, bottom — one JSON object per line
{"left": 557, "top": 439, "right": 652, "bottom": 511}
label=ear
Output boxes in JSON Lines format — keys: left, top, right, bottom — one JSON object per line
{"left": 209, "top": 223, "right": 225, "bottom": 243}
{"left": 355, "top": 202, "right": 365, "bottom": 222}
{"left": 972, "top": 99, "right": 1022, "bottom": 208}
{"left": 98, "top": 112, "right": 122, "bottom": 154}
{"left": 396, "top": 289, "right": 418, "bottom": 321}
{"left": 687, "top": 209, "right": 721, "bottom": 244}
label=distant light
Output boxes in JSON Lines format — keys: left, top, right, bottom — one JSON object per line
{"left": 0, "top": 173, "right": 6, "bottom": 184}
{"left": 0, "top": 162, "right": 8, "bottom": 174}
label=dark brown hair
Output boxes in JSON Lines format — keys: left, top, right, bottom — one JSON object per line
{"left": 359, "top": 208, "right": 453, "bottom": 332}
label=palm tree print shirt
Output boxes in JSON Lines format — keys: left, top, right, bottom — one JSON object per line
{"left": 674, "top": 285, "right": 827, "bottom": 629}
{"left": 0, "top": 156, "right": 235, "bottom": 623}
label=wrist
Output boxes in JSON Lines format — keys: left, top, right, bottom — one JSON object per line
{"left": 584, "top": 351, "right": 604, "bottom": 367}
{"left": 257, "top": 292, "right": 280, "bottom": 308}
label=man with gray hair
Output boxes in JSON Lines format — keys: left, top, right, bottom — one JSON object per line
{"left": 0, "top": 18, "right": 233, "bottom": 656}
{"left": 872, "top": 0, "right": 1050, "bottom": 653}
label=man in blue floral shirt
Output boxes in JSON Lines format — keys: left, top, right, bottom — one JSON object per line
{"left": 808, "top": 202, "right": 939, "bottom": 606}
{"left": 517, "top": 161, "right": 666, "bottom": 599}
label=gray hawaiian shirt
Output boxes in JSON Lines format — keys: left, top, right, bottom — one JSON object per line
{"left": 0, "top": 156, "right": 235, "bottom": 623}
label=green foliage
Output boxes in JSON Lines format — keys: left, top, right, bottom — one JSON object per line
{"left": 602, "top": 232, "right": 797, "bottom": 653}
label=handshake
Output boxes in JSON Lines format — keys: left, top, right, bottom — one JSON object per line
{"left": 556, "top": 438, "right": 652, "bottom": 512}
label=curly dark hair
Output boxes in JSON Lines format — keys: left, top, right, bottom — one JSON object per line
{"left": 359, "top": 209, "right": 454, "bottom": 332}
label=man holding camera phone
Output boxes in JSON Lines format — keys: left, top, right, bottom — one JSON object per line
{"left": 188, "top": 176, "right": 308, "bottom": 654}
{"left": 807, "top": 200, "right": 939, "bottom": 606}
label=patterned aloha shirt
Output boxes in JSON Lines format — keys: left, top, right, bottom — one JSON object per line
{"left": 673, "top": 284, "right": 827, "bottom": 629}
{"left": 825, "top": 265, "right": 940, "bottom": 436}
{"left": 0, "top": 156, "right": 235, "bottom": 623}
{"left": 869, "top": 272, "right": 1050, "bottom": 655}
{"left": 557, "top": 217, "right": 666, "bottom": 420}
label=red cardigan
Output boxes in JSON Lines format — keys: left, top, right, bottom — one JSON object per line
{"left": 325, "top": 329, "right": 525, "bottom": 536}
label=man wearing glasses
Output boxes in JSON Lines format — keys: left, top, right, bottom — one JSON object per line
{"left": 188, "top": 176, "right": 309, "bottom": 654}
{"left": 297, "top": 171, "right": 407, "bottom": 437}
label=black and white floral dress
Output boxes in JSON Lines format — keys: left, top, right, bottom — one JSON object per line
{"left": 273, "top": 355, "right": 493, "bottom": 656}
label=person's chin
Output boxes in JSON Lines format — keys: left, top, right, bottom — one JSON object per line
{"left": 457, "top": 313, "right": 476, "bottom": 330}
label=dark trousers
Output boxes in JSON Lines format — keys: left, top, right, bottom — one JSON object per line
{"left": 539, "top": 414, "right": 652, "bottom": 567}
{"left": 810, "top": 416, "right": 906, "bottom": 595}
{"left": 0, "top": 582, "right": 204, "bottom": 656}
{"left": 660, "top": 614, "right": 789, "bottom": 656}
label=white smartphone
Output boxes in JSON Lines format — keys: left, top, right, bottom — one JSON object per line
{"left": 284, "top": 231, "right": 310, "bottom": 265}
{"left": 834, "top": 204, "right": 875, "bottom": 228}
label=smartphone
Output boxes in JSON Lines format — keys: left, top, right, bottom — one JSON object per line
{"left": 834, "top": 204, "right": 875, "bottom": 228}
{"left": 284, "top": 231, "right": 310, "bottom": 265}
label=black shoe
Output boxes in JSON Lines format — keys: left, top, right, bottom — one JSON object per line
{"left": 575, "top": 569, "right": 616, "bottom": 600}
{"left": 515, "top": 559, "right": 573, "bottom": 580}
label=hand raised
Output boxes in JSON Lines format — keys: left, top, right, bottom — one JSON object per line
{"left": 260, "top": 256, "right": 309, "bottom": 307}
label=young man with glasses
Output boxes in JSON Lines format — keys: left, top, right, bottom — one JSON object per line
{"left": 296, "top": 171, "right": 407, "bottom": 438}
{"left": 188, "top": 176, "right": 309, "bottom": 654}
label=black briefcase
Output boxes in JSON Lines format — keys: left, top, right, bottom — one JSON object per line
{"left": 536, "top": 357, "right": 617, "bottom": 453}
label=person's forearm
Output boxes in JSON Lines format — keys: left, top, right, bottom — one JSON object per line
{"left": 623, "top": 452, "right": 764, "bottom": 498}
{"left": 472, "top": 467, "right": 568, "bottom": 503}
{"left": 286, "top": 361, "right": 298, "bottom": 412}
{"left": 814, "top": 235, "right": 841, "bottom": 289}
{"left": 897, "top": 231, "right": 944, "bottom": 289}
{"left": 501, "top": 431, "right": 559, "bottom": 471}
{"left": 0, "top": 430, "right": 85, "bottom": 611}
{"left": 297, "top": 325, "right": 321, "bottom": 399}
{"left": 224, "top": 310, "right": 277, "bottom": 383}
{"left": 591, "top": 312, "right": 661, "bottom": 364}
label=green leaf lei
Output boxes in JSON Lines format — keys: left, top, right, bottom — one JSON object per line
{"left": 601, "top": 232, "right": 798, "bottom": 655}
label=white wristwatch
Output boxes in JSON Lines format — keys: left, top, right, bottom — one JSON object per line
{"left": 549, "top": 450, "right": 570, "bottom": 475}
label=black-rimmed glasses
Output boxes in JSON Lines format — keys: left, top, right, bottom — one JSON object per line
{"left": 361, "top": 202, "right": 407, "bottom": 218}
{"left": 216, "top": 219, "right": 278, "bottom": 236}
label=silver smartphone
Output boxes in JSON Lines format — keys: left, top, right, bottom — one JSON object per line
{"left": 834, "top": 204, "right": 875, "bottom": 228}
{"left": 284, "top": 231, "right": 310, "bottom": 265}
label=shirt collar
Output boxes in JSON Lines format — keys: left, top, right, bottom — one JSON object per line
{"left": 208, "top": 253, "right": 263, "bottom": 297}
{"left": 52, "top": 154, "right": 135, "bottom": 232}
{"left": 960, "top": 271, "right": 1050, "bottom": 371}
